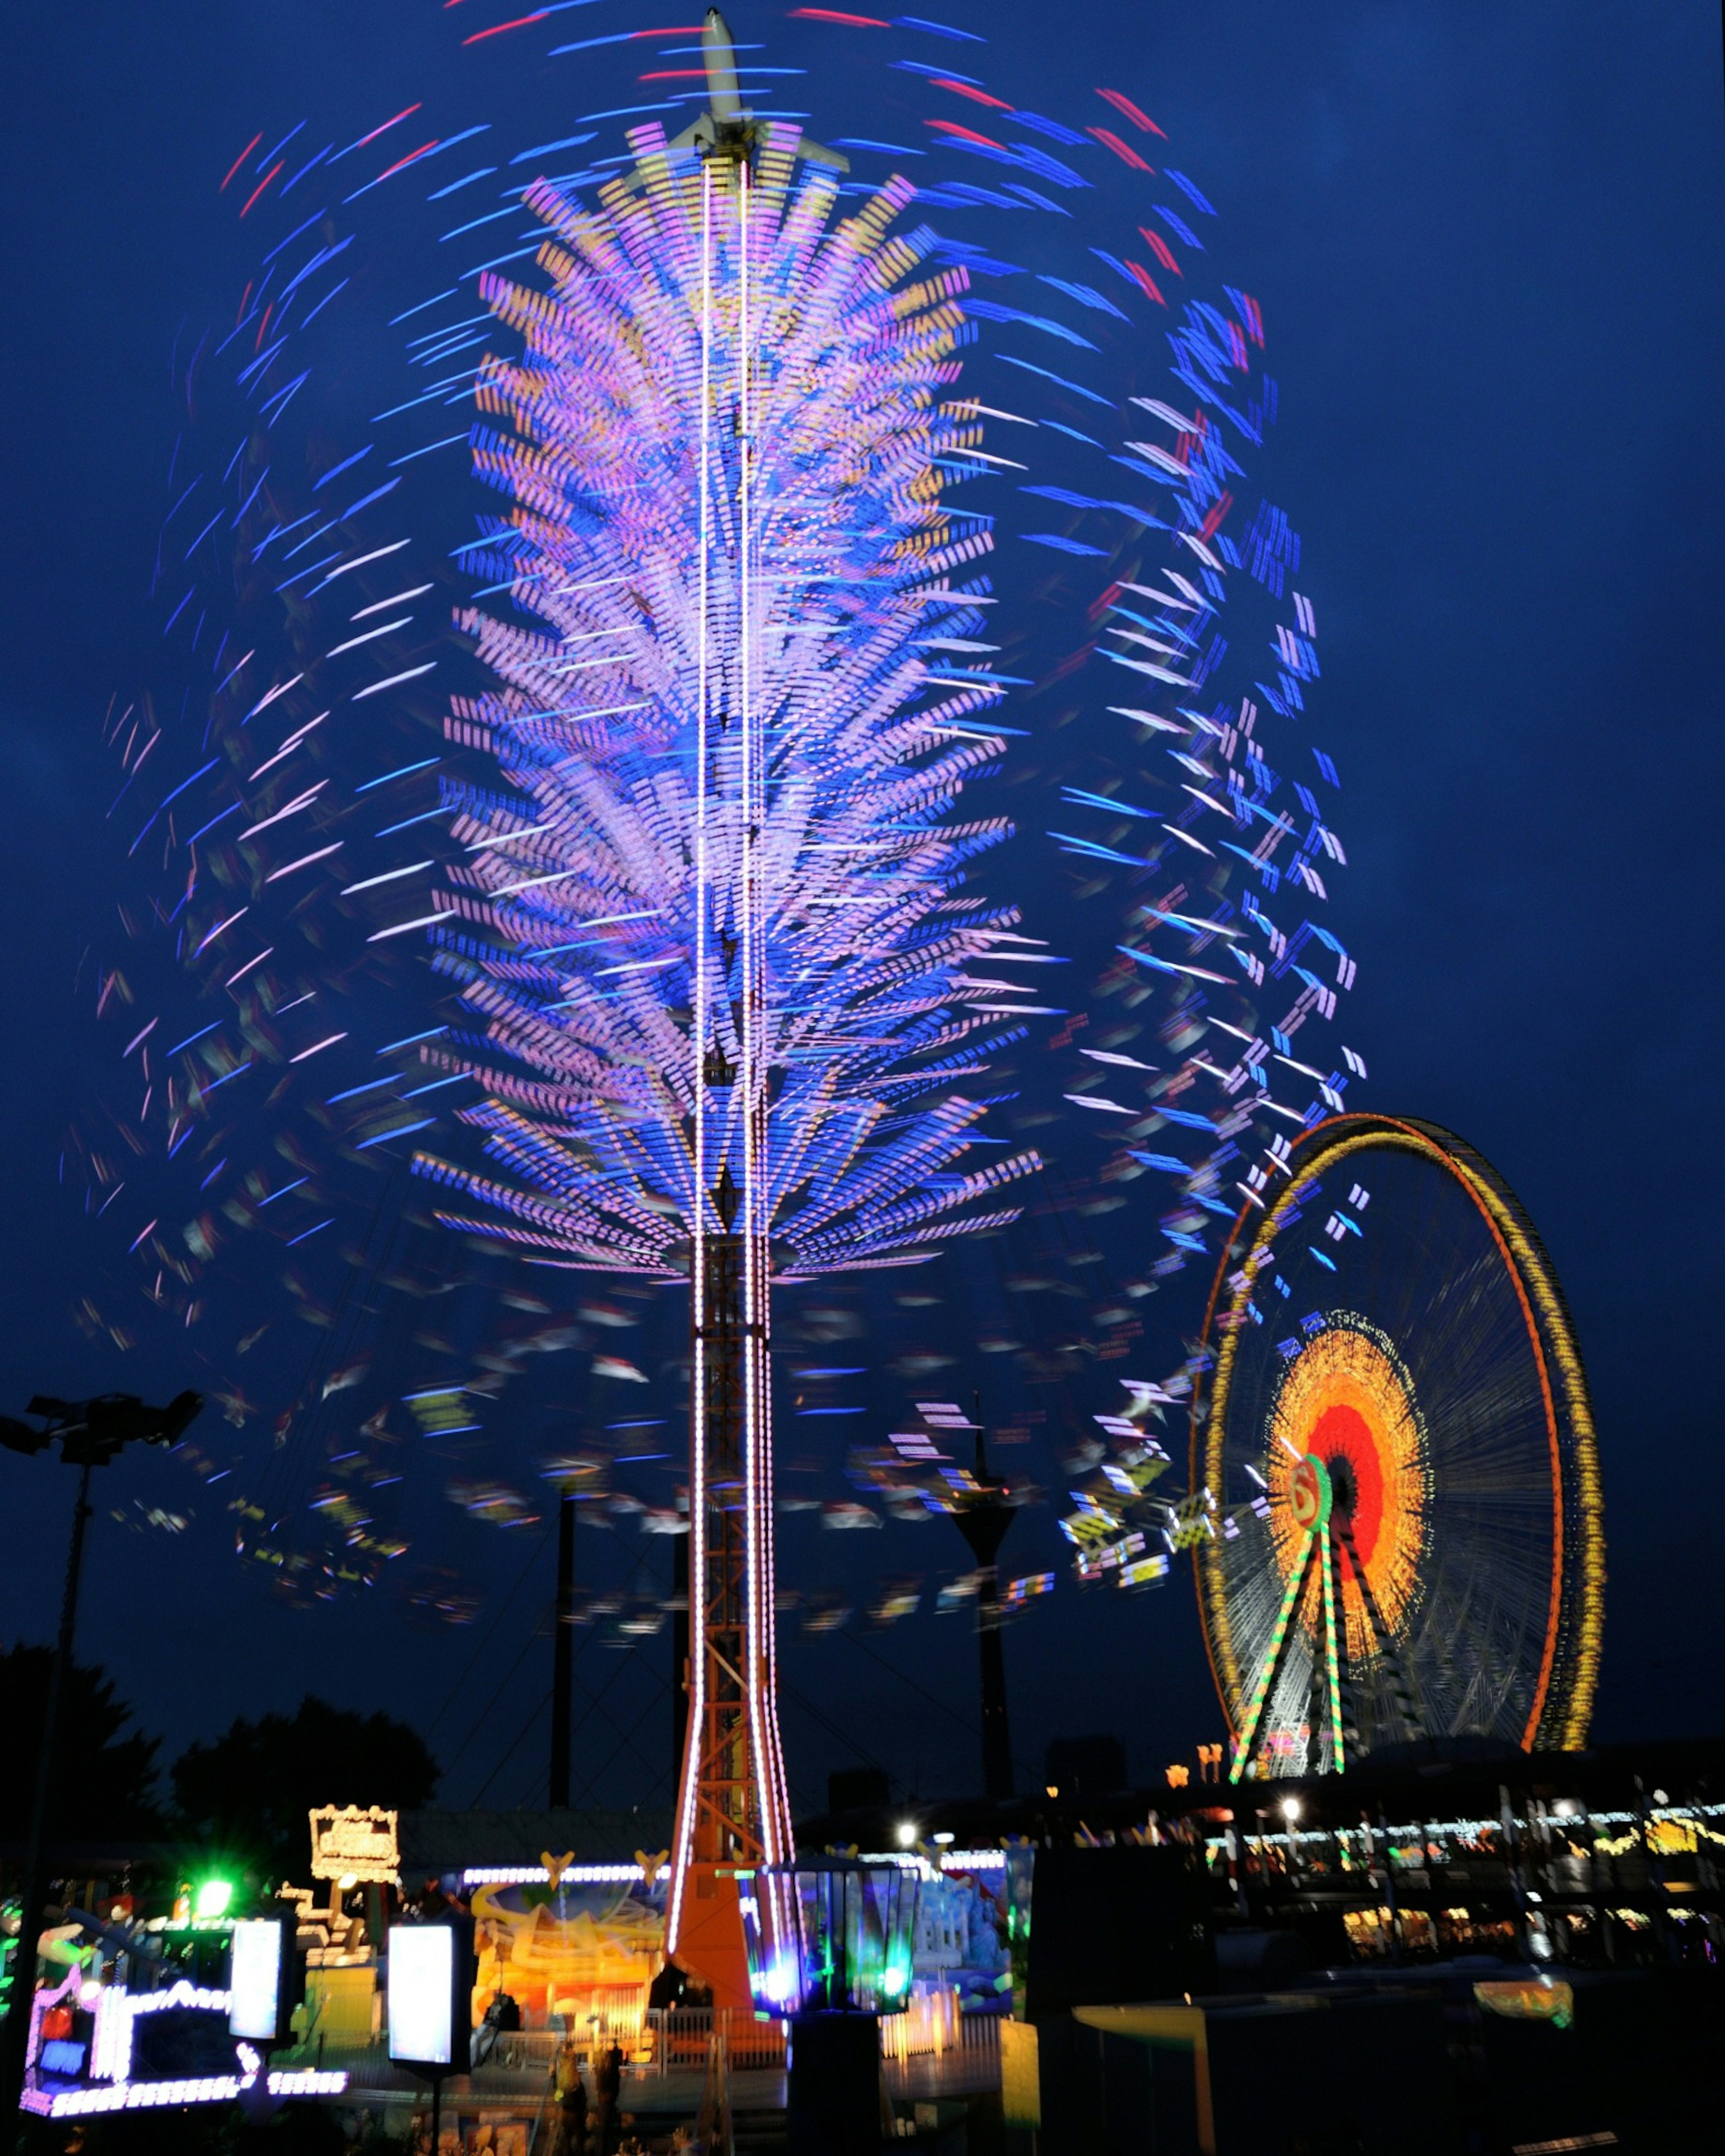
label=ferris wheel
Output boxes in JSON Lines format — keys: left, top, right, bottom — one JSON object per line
{"left": 1190, "top": 1113, "right": 1605, "bottom": 1780}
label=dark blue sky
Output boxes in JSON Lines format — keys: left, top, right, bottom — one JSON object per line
{"left": 0, "top": 0, "right": 1721, "bottom": 1820}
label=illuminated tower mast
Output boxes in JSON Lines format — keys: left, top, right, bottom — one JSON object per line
{"left": 412, "top": 6, "right": 1039, "bottom": 2010}
{"left": 673, "top": 67, "right": 787, "bottom": 1999}
{"left": 668, "top": 11, "right": 841, "bottom": 1999}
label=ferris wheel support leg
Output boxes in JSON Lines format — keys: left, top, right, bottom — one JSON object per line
{"left": 1333, "top": 1510, "right": 1424, "bottom": 1749}
{"left": 1229, "top": 1525, "right": 1318, "bottom": 1784}
{"left": 1319, "top": 1525, "right": 1348, "bottom": 1775}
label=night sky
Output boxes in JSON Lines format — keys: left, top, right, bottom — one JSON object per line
{"left": 0, "top": 0, "right": 1721, "bottom": 1828}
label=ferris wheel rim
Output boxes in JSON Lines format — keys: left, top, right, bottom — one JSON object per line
{"left": 1188, "top": 1110, "right": 1605, "bottom": 1764}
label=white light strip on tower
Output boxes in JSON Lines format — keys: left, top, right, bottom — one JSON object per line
{"left": 752, "top": 163, "right": 790, "bottom": 1858}
{"left": 668, "top": 155, "right": 718, "bottom": 1959}
{"left": 737, "top": 151, "right": 773, "bottom": 1870}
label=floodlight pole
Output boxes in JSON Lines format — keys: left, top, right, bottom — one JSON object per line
{"left": 952, "top": 1424, "right": 1016, "bottom": 1802}
{"left": 0, "top": 1389, "right": 201, "bottom": 2133}
{"left": 0, "top": 1462, "right": 93, "bottom": 2135}
{"left": 550, "top": 1491, "right": 575, "bottom": 1808}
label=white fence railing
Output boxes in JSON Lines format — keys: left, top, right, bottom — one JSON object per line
{"left": 881, "top": 1993, "right": 1000, "bottom": 2065}
{"left": 644, "top": 2007, "right": 788, "bottom": 2076}
{"left": 296, "top": 1996, "right": 1004, "bottom": 2094}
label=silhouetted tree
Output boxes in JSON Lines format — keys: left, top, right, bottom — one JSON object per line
{"left": 172, "top": 1696, "right": 438, "bottom": 1882}
{"left": 0, "top": 1644, "right": 162, "bottom": 1842}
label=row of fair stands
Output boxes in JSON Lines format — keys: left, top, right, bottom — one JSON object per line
{"left": 8, "top": 1803, "right": 1021, "bottom": 2128}
{"left": 17, "top": 1785, "right": 1724, "bottom": 2151}
{"left": 7, "top": 1802, "right": 1017, "bottom": 2121}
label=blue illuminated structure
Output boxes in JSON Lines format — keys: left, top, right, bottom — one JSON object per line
{"left": 741, "top": 1858, "right": 920, "bottom": 2018}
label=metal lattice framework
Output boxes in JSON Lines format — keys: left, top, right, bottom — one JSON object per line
{"left": 1190, "top": 1113, "right": 1605, "bottom": 1778}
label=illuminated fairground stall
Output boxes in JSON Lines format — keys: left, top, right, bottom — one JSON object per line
{"left": 9, "top": 1882, "right": 345, "bottom": 2121}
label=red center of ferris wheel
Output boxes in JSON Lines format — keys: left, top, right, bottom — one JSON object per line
{"left": 1304, "top": 1400, "right": 1387, "bottom": 1562}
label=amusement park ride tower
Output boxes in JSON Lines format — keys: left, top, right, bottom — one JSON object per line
{"left": 413, "top": 3, "right": 1033, "bottom": 2000}
{"left": 664, "top": 13, "right": 850, "bottom": 2004}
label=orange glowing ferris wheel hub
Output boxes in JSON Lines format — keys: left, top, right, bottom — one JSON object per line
{"left": 1266, "top": 1319, "right": 1428, "bottom": 1654}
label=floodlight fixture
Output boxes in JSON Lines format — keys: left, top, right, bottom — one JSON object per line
{"left": 194, "top": 1879, "right": 234, "bottom": 1922}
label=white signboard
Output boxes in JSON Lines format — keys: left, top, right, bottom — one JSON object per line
{"left": 228, "top": 1917, "right": 286, "bottom": 2042}
{"left": 388, "top": 1925, "right": 456, "bottom": 2068}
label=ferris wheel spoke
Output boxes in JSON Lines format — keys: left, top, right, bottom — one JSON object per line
{"left": 1229, "top": 1523, "right": 1318, "bottom": 1783}
{"left": 1410, "top": 1567, "right": 1537, "bottom": 1738}
{"left": 1333, "top": 1506, "right": 1424, "bottom": 1745}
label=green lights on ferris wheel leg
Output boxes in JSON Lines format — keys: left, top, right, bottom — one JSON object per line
{"left": 1229, "top": 1525, "right": 1318, "bottom": 1784}
{"left": 1320, "top": 1524, "right": 1346, "bottom": 1776}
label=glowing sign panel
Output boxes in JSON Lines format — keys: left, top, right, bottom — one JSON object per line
{"left": 387, "top": 1926, "right": 463, "bottom": 2069}
{"left": 228, "top": 1919, "right": 288, "bottom": 2044}
{"left": 309, "top": 1805, "right": 399, "bottom": 1882}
